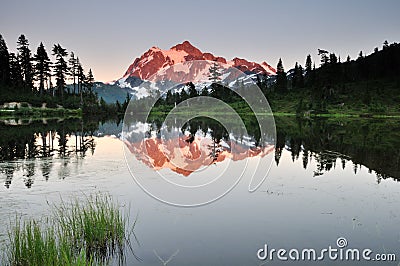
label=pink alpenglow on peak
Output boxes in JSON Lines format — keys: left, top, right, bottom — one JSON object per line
{"left": 122, "top": 41, "right": 276, "bottom": 81}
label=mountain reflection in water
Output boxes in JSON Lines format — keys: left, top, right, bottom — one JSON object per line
{"left": 1, "top": 117, "right": 399, "bottom": 189}
{"left": 124, "top": 117, "right": 274, "bottom": 176}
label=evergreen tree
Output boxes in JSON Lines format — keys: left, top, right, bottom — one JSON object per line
{"left": 292, "top": 63, "right": 305, "bottom": 89}
{"left": 9, "top": 53, "right": 23, "bottom": 87}
{"left": 305, "top": 54, "right": 312, "bottom": 74}
{"left": 276, "top": 58, "right": 287, "bottom": 92}
{"left": 180, "top": 87, "right": 189, "bottom": 101}
{"left": 52, "top": 44, "right": 68, "bottom": 99}
{"left": 329, "top": 53, "right": 338, "bottom": 64}
{"left": 84, "top": 68, "right": 94, "bottom": 93}
{"left": 33, "top": 42, "right": 51, "bottom": 95}
{"left": 208, "top": 61, "right": 223, "bottom": 98}
{"left": 17, "top": 34, "right": 34, "bottom": 90}
{"left": 200, "top": 86, "right": 208, "bottom": 96}
{"left": 173, "top": 92, "right": 180, "bottom": 104}
{"left": 165, "top": 90, "right": 173, "bottom": 105}
{"left": 76, "top": 58, "right": 85, "bottom": 105}
{"left": 297, "top": 65, "right": 304, "bottom": 88}
{"left": 68, "top": 52, "right": 77, "bottom": 94}
{"left": 383, "top": 40, "right": 389, "bottom": 49}
{"left": 208, "top": 61, "right": 222, "bottom": 83}
{"left": 187, "top": 82, "right": 197, "bottom": 98}
{"left": 346, "top": 55, "right": 351, "bottom": 62}
{"left": 292, "top": 62, "right": 299, "bottom": 88}
{"left": 0, "top": 34, "right": 10, "bottom": 85}
{"left": 318, "top": 49, "right": 330, "bottom": 66}
{"left": 121, "top": 93, "right": 131, "bottom": 111}
{"left": 304, "top": 54, "right": 313, "bottom": 86}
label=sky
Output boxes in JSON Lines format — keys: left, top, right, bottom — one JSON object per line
{"left": 1, "top": 0, "right": 399, "bottom": 82}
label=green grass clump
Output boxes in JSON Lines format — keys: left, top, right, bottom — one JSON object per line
{"left": 6, "top": 217, "right": 93, "bottom": 266}
{"left": 54, "top": 193, "right": 135, "bottom": 262}
{"left": 4, "top": 193, "right": 136, "bottom": 266}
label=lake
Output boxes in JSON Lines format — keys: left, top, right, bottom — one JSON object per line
{"left": 0, "top": 116, "right": 399, "bottom": 265}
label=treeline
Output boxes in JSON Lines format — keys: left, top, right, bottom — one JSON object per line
{"left": 98, "top": 93, "right": 131, "bottom": 117}
{"left": 132, "top": 41, "right": 400, "bottom": 117}
{"left": 135, "top": 82, "right": 256, "bottom": 118}
{"left": 135, "top": 80, "right": 262, "bottom": 143}
{"left": 0, "top": 34, "right": 99, "bottom": 112}
{"left": 137, "top": 62, "right": 255, "bottom": 112}
{"left": 264, "top": 40, "right": 400, "bottom": 113}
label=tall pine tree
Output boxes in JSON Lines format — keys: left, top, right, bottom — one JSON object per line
{"left": 0, "top": 34, "right": 10, "bottom": 86}
{"left": 304, "top": 54, "right": 314, "bottom": 86}
{"left": 76, "top": 57, "right": 85, "bottom": 105}
{"left": 318, "top": 49, "right": 330, "bottom": 66}
{"left": 187, "top": 82, "right": 197, "bottom": 98}
{"left": 9, "top": 53, "right": 23, "bottom": 88}
{"left": 68, "top": 52, "right": 77, "bottom": 94}
{"left": 329, "top": 53, "right": 338, "bottom": 64}
{"left": 84, "top": 68, "right": 94, "bottom": 93}
{"left": 297, "top": 65, "right": 304, "bottom": 88}
{"left": 165, "top": 90, "right": 174, "bottom": 105}
{"left": 17, "top": 34, "right": 34, "bottom": 90}
{"left": 208, "top": 61, "right": 222, "bottom": 83}
{"left": 208, "top": 61, "right": 223, "bottom": 97}
{"left": 33, "top": 42, "right": 51, "bottom": 95}
{"left": 276, "top": 58, "right": 287, "bottom": 92}
{"left": 292, "top": 62, "right": 304, "bottom": 89}
{"left": 305, "top": 54, "right": 312, "bottom": 74}
{"left": 292, "top": 62, "right": 299, "bottom": 88}
{"left": 52, "top": 44, "right": 68, "bottom": 99}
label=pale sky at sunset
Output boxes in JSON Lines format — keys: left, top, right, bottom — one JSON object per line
{"left": 1, "top": 0, "right": 399, "bottom": 82}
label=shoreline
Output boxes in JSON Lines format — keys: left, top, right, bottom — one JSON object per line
{"left": 0, "top": 107, "right": 82, "bottom": 119}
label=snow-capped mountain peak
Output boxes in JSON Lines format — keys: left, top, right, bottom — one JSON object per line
{"left": 122, "top": 41, "right": 276, "bottom": 81}
{"left": 100, "top": 41, "right": 278, "bottom": 100}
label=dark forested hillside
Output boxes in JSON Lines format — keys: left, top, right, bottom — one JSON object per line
{"left": 265, "top": 41, "right": 400, "bottom": 115}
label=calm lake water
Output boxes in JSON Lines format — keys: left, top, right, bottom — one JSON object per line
{"left": 0, "top": 117, "right": 399, "bottom": 265}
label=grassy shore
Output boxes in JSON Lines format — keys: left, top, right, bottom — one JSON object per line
{"left": 147, "top": 104, "right": 400, "bottom": 120}
{"left": 3, "top": 193, "right": 135, "bottom": 266}
{"left": 0, "top": 106, "right": 82, "bottom": 119}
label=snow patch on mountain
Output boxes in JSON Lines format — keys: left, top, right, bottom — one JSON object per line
{"left": 163, "top": 49, "right": 189, "bottom": 64}
{"left": 106, "top": 41, "right": 277, "bottom": 99}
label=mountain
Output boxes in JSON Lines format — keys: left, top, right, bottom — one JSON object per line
{"left": 91, "top": 82, "right": 131, "bottom": 103}
{"left": 97, "top": 41, "right": 276, "bottom": 102}
{"left": 121, "top": 41, "right": 275, "bottom": 81}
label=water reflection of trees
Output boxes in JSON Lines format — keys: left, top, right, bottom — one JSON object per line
{"left": 181, "top": 118, "right": 229, "bottom": 163}
{"left": 145, "top": 117, "right": 232, "bottom": 164}
{"left": 0, "top": 119, "right": 99, "bottom": 188}
{"left": 274, "top": 117, "right": 400, "bottom": 182}
{"left": 148, "top": 116, "right": 254, "bottom": 144}
{"left": 146, "top": 116, "right": 400, "bottom": 182}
